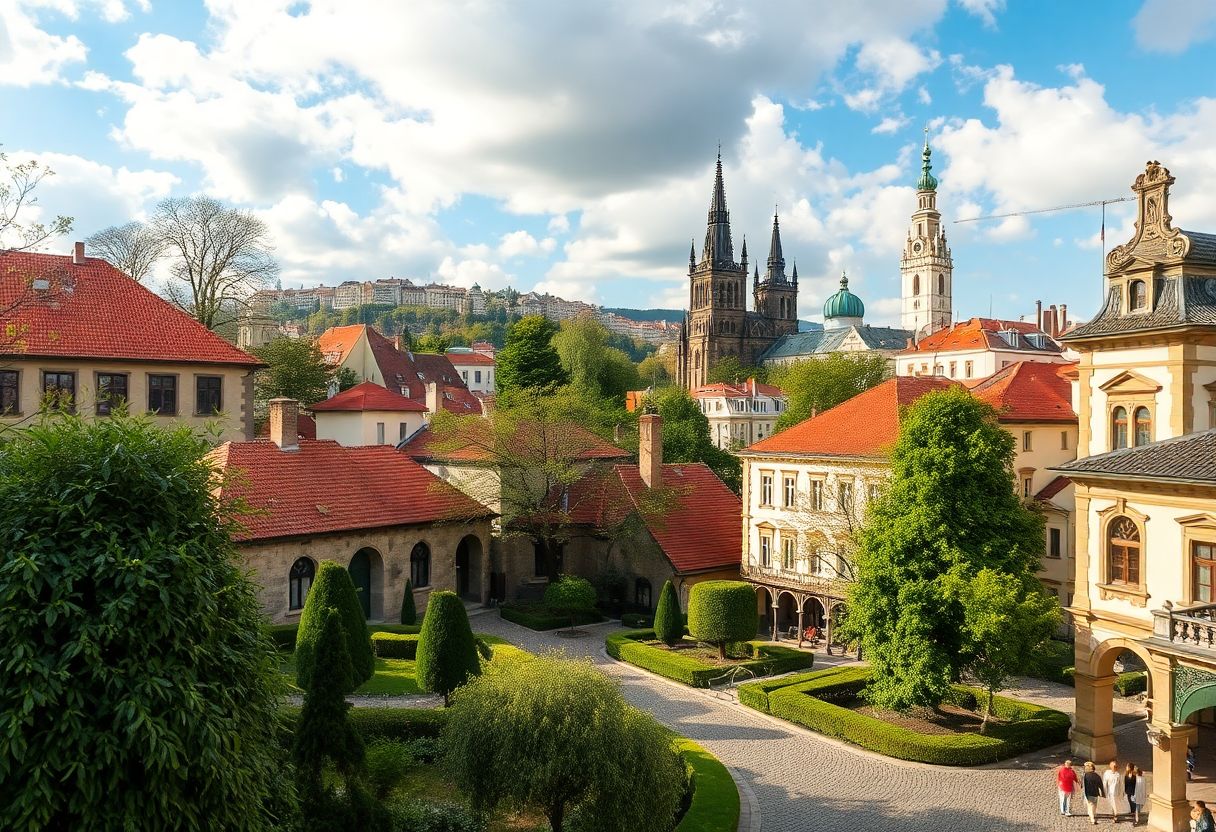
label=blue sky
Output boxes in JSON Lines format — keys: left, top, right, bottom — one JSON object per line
{"left": 2, "top": 0, "right": 1216, "bottom": 327}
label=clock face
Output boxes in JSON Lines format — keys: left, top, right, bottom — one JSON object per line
{"left": 912, "top": 241, "right": 923, "bottom": 254}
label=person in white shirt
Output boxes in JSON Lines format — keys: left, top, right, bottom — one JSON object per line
{"left": 1102, "top": 760, "right": 1130, "bottom": 822}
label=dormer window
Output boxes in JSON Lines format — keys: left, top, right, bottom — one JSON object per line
{"left": 1129, "top": 279, "right": 1147, "bottom": 312}
{"left": 416, "top": 372, "right": 425, "bottom": 380}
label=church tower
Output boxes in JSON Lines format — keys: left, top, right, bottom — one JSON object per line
{"left": 752, "top": 212, "right": 799, "bottom": 338}
{"left": 900, "top": 133, "right": 953, "bottom": 337}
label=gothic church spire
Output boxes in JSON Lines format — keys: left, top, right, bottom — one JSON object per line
{"left": 702, "top": 151, "right": 735, "bottom": 267}
{"left": 763, "top": 210, "right": 786, "bottom": 283}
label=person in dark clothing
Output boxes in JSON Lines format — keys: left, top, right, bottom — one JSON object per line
{"left": 1196, "top": 800, "right": 1216, "bottom": 832}
{"left": 1082, "top": 761, "right": 1105, "bottom": 826}
{"left": 1124, "top": 762, "right": 1139, "bottom": 821}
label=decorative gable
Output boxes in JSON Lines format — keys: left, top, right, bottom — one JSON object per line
{"left": 1098, "top": 370, "right": 1162, "bottom": 396}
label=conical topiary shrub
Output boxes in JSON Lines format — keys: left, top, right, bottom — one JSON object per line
{"left": 295, "top": 561, "right": 374, "bottom": 691}
{"left": 400, "top": 580, "right": 417, "bottom": 625}
{"left": 415, "top": 590, "right": 481, "bottom": 705}
{"left": 293, "top": 606, "right": 363, "bottom": 792}
{"left": 653, "top": 580, "right": 683, "bottom": 646}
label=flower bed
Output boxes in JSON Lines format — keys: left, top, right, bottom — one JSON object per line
{"left": 606, "top": 628, "right": 814, "bottom": 687}
{"left": 738, "top": 666, "right": 1070, "bottom": 766}
{"left": 499, "top": 602, "right": 604, "bottom": 631}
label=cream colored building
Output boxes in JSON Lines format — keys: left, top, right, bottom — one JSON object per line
{"left": 692, "top": 378, "right": 787, "bottom": 450}
{"left": 311, "top": 380, "right": 428, "bottom": 446}
{"left": 897, "top": 316, "right": 1069, "bottom": 381}
{"left": 1057, "top": 161, "right": 1216, "bottom": 832}
{"left": 0, "top": 244, "right": 260, "bottom": 442}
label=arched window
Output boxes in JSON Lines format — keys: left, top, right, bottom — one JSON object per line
{"left": 1112, "top": 406, "right": 1129, "bottom": 450}
{"left": 1130, "top": 280, "right": 1147, "bottom": 312}
{"left": 938, "top": 274, "right": 945, "bottom": 294}
{"left": 1134, "top": 407, "right": 1152, "bottom": 446}
{"left": 410, "top": 542, "right": 430, "bottom": 588}
{"left": 912, "top": 274, "right": 920, "bottom": 295}
{"left": 1107, "top": 517, "right": 1141, "bottom": 586}
{"left": 634, "top": 578, "right": 652, "bottom": 609}
{"left": 289, "top": 557, "right": 315, "bottom": 611}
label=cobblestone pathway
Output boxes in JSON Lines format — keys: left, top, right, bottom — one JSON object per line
{"left": 469, "top": 612, "right": 1155, "bottom": 832}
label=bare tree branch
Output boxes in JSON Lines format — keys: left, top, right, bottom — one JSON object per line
{"left": 0, "top": 150, "right": 73, "bottom": 253}
{"left": 85, "top": 221, "right": 165, "bottom": 283}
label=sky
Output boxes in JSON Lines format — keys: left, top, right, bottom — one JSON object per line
{"left": 2, "top": 0, "right": 1216, "bottom": 327}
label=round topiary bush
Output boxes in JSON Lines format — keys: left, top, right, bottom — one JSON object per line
{"left": 544, "top": 575, "right": 597, "bottom": 628}
{"left": 653, "top": 580, "right": 683, "bottom": 646}
{"left": 416, "top": 590, "right": 481, "bottom": 705}
{"left": 687, "top": 580, "right": 758, "bottom": 659}
{"left": 295, "top": 561, "right": 374, "bottom": 692}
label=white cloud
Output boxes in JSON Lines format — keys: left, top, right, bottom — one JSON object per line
{"left": 1133, "top": 0, "right": 1216, "bottom": 53}
{"left": 498, "top": 230, "right": 556, "bottom": 258}
{"left": 436, "top": 256, "right": 512, "bottom": 291}
{"left": 547, "top": 213, "right": 570, "bottom": 234}
{"left": 0, "top": 2, "right": 86, "bottom": 85}
{"left": 917, "top": 85, "right": 932, "bottom": 105}
{"left": 872, "top": 116, "right": 911, "bottom": 135}
{"left": 956, "top": 0, "right": 1005, "bottom": 28}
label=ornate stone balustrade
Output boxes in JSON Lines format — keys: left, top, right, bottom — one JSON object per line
{"left": 1153, "top": 601, "right": 1216, "bottom": 650}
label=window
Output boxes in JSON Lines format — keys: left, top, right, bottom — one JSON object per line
{"left": 868, "top": 483, "right": 880, "bottom": 502}
{"left": 411, "top": 542, "right": 431, "bottom": 588}
{"left": 42, "top": 371, "right": 75, "bottom": 412}
{"left": 781, "top": 537, "right": 795, "bottom": 570}
{"left": 761, "top": 474, "right": 773, "bottom": 506}
{"left": 96, "top": 373, "right": 128, "bottom": 416}
{"left": 148, "top": 374, "right": 177, "bottom": 415}
{"left": 533, "top": 541, "right": 563, "bottom": 577}
{"left": 1022, "top": 476, "right": 1033, "bottom": 499}
{"left": 912, "top": 274, "right": 920, "bottom": 295}
{"left": 1129, "top": 279, "right": 1147, "bottom": 312}
{"left": 1049, "top": 528, "right": 1062, "bottom": 558}
{"left": 938, "top": 274, "right": 945, "bottom": 294}
{"left": 838, "top": 481, "right": 853, "bottom": 511}
{"left": 964, "top": 361, "right": 973, "bottom": 378}
{"left": 289, "top": 557, "right": 315, "bottom": 611}
{"left": 634, "top": 578, "right": 652, "bottom": 609}
{"left": 195, "top": 376, "right": 222, "bottom": 415}
{"left": 920, "top": 363, "right": 928, "bottom": 375}
{"left": 783, "top": 475, "right": 796, "bottom": 508}
{"left": 1194, "top": 541, "right": 1216, "bottom": 603}
{"left": 933, "top": 364, "right": 943, "bottom": 376}
{"left": 461, "top": 371, "right": 468, "bottom": 382}
{"left": 949, "top": 361, "right": 956, "bottom": 378}
{"left": 1061, "top": 431, "right": 1069, "bottom": 450}
{"left": 1134, "top": 407, "right": 1151, "bottom": 446}
{"left": 1022, "top": 431, "right": 1032, "bottom": 451}
{"left": 0, "top": 370, "right": 19, "bottom": 414}
{"left": 810, "top": 480, "right": 824, "bottom": 510}
{"left": 474, "top": 370, "right": 482, "bottom": 384}
{"left": 376, "top": 422, "right": 386, "bottom": 444}
{"left": 1112, "top": 406, "right": 1129, "bottom": 450}
{"left": 1107, "top": 517, "right": 1140, "bottom": 586}
{"left": 760, "top": 534, "right": 771, "bottom": 568}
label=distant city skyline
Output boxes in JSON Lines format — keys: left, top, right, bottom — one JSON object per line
{"left": 2, "top": 1, "right": 1215, "bottom": 327}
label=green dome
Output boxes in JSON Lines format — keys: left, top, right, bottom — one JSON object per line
{"left": 916, "top": 136, "right": 938, "bottom": 191}
{"left": 823, "top": 273, "right": 864, "bottom": 320}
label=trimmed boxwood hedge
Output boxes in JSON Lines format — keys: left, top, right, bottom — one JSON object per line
{"left": 499, "top": 602, "right": 604, "bottom": 631}
{"left": 606, "top": 629, "right": 814, "bottom": 687}
{"left": 622, "top": 612, "right": 654, "bottom": 629}
{"left": 371, "top": 631, "right": 419, "bottom": 659}
{"left": 742, "top": 666, "right": 1070, "bottom": 766}
{"left": 267, "top": 622, "right": 419, "bottom": 652}
{"left": 1115, "top": 670, "right": 1148, "bottom": 696}
{"left": 674, "top": 738, "right": 740, "bottom": 832}
{"left": 279, "top": 706, "right": 447, "bottom": 746}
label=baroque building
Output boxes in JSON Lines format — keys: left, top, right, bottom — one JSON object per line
{"left": 677, "top": 155, "right": 798, "bottom": 389}
{"left": 900, "top": 136, "right": 954, "bottom": 337}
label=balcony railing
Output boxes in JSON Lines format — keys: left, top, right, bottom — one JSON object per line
{"left": 1153, "top": 601, "right": 1216, "bottom": 649}
{"left": 741, "top": 564, "right": 843, "bottom": 592}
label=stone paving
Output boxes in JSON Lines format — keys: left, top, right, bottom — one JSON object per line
{"left": 469, "top": 612, "right": 1157, "bottom": 832}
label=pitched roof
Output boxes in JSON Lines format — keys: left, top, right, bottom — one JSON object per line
{"left": 901, "top": 318, "right": 1061, "bottom": 355}
{"left": 969, "top": 361, "right": 1077, "bottom": 423}
{"left": 0, "top": 250, "right": 260, "bottom": 366}
{"left": 1054, "top": 428, "right": 1216, "bottom": 484}
{"left": 743, "top": 376, "right": 958, "bottom": 458}
{"left": 691, "top": 379, "right": 785, "bottom": 399}
{"left": 1063, "top": 275, "right": 1216, "bottom": 341}
{"left": 209, "top": 439, "right": 493, "bottom": 542}
{"left": 445, "top": 351, "right": 495, "bottom": 366}
{"left": 759, "top": 325, "right": 911, "bottom": 361}
{"left": 316, "top": 324, "right": 367, "bottom": 365}
{"left": 310, "top": 381, "right": 428, "bottom": 413}
{"left": 400, "top": 418, "right": 629, "bottom": 464}
{"left": 1035, "top": 475, "right": 1071, "bottom": 501}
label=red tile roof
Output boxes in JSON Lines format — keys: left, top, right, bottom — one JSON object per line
{"left": 744, "top": 376, "right": 958, "bottom": 457}
{"left": 401, "top": 418, "right": 629, "bottom": 464}
{"left": 256, "top": 413, "right": 317, "bottom": 441}
{"left": 445, "top": 351, "right": 496, "bottom": 366}
{"left": 970, "top": 361, "right": 1077, "bottom": 423}
{"left": 692, "top": 378, "right": 784, "bottom": 399}
{"left": 209, "top": 439, "right": 492, "bottom": 542}
{"left": 0, "top": 250, "right": 260, "bottom": 366}
{"left": 316, "top": 324, "right": 366, "bottom": 365}
{"left": 901, "top": 317, "right": 1060, "bottom": 355}
{"left": 1035, "top": 475, "right": 1071, "bottom": 502}
{"left": 310, "top": 381, "right": 428, "bottom": 412}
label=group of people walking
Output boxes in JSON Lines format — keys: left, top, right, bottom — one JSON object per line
{"left": 1055, "top": 759, "right": 1146, "bottom": 824}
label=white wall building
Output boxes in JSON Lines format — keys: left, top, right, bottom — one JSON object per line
{"left": 311, "top": 381, "right": 430, "bottom": 446}
{"left": 446, "top": 349, "right": 496, "bottom": 394}
{"left": 692, "top": 379, "right": 786, "bottom": 450}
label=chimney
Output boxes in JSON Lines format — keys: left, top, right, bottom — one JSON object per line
{"left": 1059, "top": 304, "right": 1068, "bottom": 333}
{"left": 1035, "top": 300, "right": 1042, "bottom": 331}
{"left": 1048, "top": 304, "right": 1058, "bottom": 337}
{"left": 268, "top": 398, "right": 299, "bottom": 451}
{"left": 639, "top": 412, "right": 662, "bottom": 489}
{"left": 72, "top": 241, "right": 85, "bottom": 266}
{"left": 426, "top": 381, "right": 442, "bottom": 415}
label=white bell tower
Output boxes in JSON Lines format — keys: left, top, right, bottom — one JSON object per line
{"left": 901, "top": 131, "right": 953, "bottom": 336}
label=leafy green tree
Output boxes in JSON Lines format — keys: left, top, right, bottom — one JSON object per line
{"left": 769, "top": 353, "right": 889, "bottom": 432}
{"left": 252, "top": 336, "right": 334, "bottom": 416}
{"left": 705, "top": 355, "right": 767, "bottom": 385}
{"left": 0, "top": 416, "right": 291, "bottom": 831}
{"left": 293, "top": 607, "right": 364, "bottom": 793}
{"left": 552, "top": 316, "right": 642, "bottom": 402}
{"left": 335, "top": 366, "right": 361, "bottom": 392}
{"left": 443, "top": 656, "right": 685, "bottom": 832}
{"left": 647, "top": 386, "right": 741, "bottom": 492}
{"left": 295, "top": 561, "right": 374, "bottom": 692}
{"left": 400, "top": 580, "right": 417, "bottom": 625}
{"left": 637, "top": 354, "right": 673, "bottom": 387}
{"left": 653, "top": 580, "right": 683, "bottom": 646}
{"left": 687, "top": 581, "right": 757, "bottom": 659}
{"left": 839, "top": 387, "right": 1045, "bottom": 711}
{"left": 544, "top": 576, "right": 597, "bottom": 629}
{"left": 414, "top": 332, "right": 451, "bottom": 353}
{"left": 958, "top": 569, "right": 1060, "bottom": 731}
{"left": 497, "top": 314, "right": 566, "bottom": 392}
{"left": 416, "top": 591, "right": 481, "bottom": 705}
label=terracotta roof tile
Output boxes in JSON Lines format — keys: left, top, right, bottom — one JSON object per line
{"left": 1035, "top": 475, "right": 1071, "bottom": 501}
{"left": 445, "top": 351, "right": 495, "bottom": 366}
{"left": 310, "top": 380, "right": 427, "bottom": 412}
{"left": 0, "top": 250, "right": 260, "bottom": 366}
{"left": 901, "top": 317, "right": 1061, "bottom": 355}
{"left": 970, "top": 361, "right": 1077, "bottom": 423}
{"left": 691, "top": 379, "right": 784, "bottom": 398}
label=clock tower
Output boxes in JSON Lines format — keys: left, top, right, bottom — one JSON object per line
{"left": 901, "top": 133, "right": 953, "bottom": 337}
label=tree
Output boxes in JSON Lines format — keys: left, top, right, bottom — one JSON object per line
{"left": 0, "top": 149, "right": 72, "bottom": 252}
{"left": 415, "top": 590, "right": 481, "bottom": 705}
{"left": 252, "top": 337, "right": 334, "bottom": 420}
{"left": 647, "top": 385, "right": 741, "bottom": 492}
{"left": 839, "top": 387, "right": 1045, "bottom": 711}
{"left": 84, "top": 221, "right": 164, "bottom": 283}
{"left": 637, "top": 354, "right": 673, "bottom": 387}
{"left": 653, "top": 580, "right": 683, "bottom": 646}
{"left": 687, "top": 581, "right": 757, "bottom": 659}
{"left": 400, "top": 580, "right": 417, "bottom": 625}
{"left": 295, "top": 561, "right": 374, "bottom": 692}
{"left": 497, "top": 314, "right": 566, "bottom": 392}
{"left": 0, "top": 416, "right": 291, "bottom": 831}
{"left": 552, "top": 316, "right": 641, "bottom": 402}
{"left": 544, "top": 576, "right": 597, "bottom": 629}
{"left": 958, "top": 569, "right": 1060, "bottom": 731}
{"left": 705, "top": 355, "right": 767, "bottom": 385}
{"left": 152, "top": 195, "right": 279, "bottom": 330}
{"left": 335, "top": 366, "right": 361, "bottom": 392}
{"left": 769, "top": 353, "right": 889, "bottom": 432}
{"left": 443, "top": 656, "right": 685, "bottom": 832}
{"left": 293, "top": 607, "right": 364, "bottom": 792}
{"left": 414, "top": 332, "right": 450, "bottom": 353}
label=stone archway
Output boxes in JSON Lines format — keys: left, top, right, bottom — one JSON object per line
{"left": 455, "top": 534, "right": 483, "bottom": 603}
{"left": 349, "top": 546, "right": 385, "bottom": 620}
{"left": 774, "top": 591, "right": 800, "bottom": 639}
{"left": 755, "top": 587, "right": 774, "bottom": 639}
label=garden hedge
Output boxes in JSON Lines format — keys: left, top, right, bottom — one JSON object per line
{"left": 606, "top": 629, "right": 813, "bottom": 687}
{"left": 674, "top": 738, "right": 740, "bottom": 832}
{"left": 279, "top": 706, "right": 447, "bottom": 745}
{"left": 267, "top": 622, "right": 419, "bottom": 652}
{"left": 1115, "top": 671, "right": 1148, "bottom": 696}
{"left": 621, "top": 612, "right": 654, "bottom": 629}
{"left": 371, "top": 632, "right": 419, "bottom": 659}
{"left": 743, "top": 666, "right": 1070, "bottom": 766}
{"left": 686, "top": 581, "right": 757, "bottom": 656}
{"left": 499, "top": 602, "right": 604, "bottom": 631}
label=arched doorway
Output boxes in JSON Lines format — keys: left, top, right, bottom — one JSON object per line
{"left": 349, "top": 547, "right": 384, "bottom": 620}
{"left": 755, "top": 587, "right": 773, "bottom": 639}
{"left": 775, "top": 591, "right": 799, "bottom": 639}
{"left": 455, "top": 535, "right": 483, "bottom": 602}
{"left": 802, "top": 597, "right": 826, "bottom": 635}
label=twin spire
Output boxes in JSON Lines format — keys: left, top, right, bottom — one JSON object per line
{"left": 696, "top": 152, "right": 789, "bottom": 285}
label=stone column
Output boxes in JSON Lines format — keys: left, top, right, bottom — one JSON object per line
{"left": 1072, "top": 672, "right": 1118, "bottom": 762}
{"left": 797, "top": 604, "right": 805, "bottom": 648}
{"left": 1148, "top": 723, "right": 1193, "bottom": 832}
{"left": 771, "top": 601, "right": 779, "bottom": 641}
{"left": 825, "top": 600, "right": 834, "bottom": 655}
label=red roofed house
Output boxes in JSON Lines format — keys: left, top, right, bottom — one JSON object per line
{"left": 691, "top": 378, "right": 788, "bottom": 450}
{"left": 0, "top": 244, "right": 261, "bottom": 441}
{"left": 445, "top": 348, "right": 496, "bottom": 395}
{"left": 895, "top": 316, "right": 1071, "bottom": 382}
{"left": 210, "top": 399, "right": 494, "bottom": 623}
{"left": 310, "top": 380, "right": 428, "bottom": 446}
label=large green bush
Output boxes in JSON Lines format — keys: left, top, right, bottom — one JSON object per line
{"left": 544, "top": 575, "right": 598, "bottom": 627}
{"left": 654, "top": 580, "right": 683, "bottom": 646}
{"left": 606, "top": 630, "right": 812, "bottom": 687}
{"left": 687, "top": 581, "right": 758, "bottom": 659}
{"left": 0, "top": 416, "right": 291, "bottom": 831}
{"left": 416, "top": 590, "right": 481, "bottom": 704}
{"left": 371, "top": 631, "right": 419, "bottom": 659}
{"left": 293, "top": 607, "right": 364, "bottom": 792}
{"left": 295, "top": 561, "right": 374, "bottom": 691}
{"left": 279, "top": 706, "right": 448, "bottom": 745}
{"left": 673, "top": 739, "right": 740, "bottom": 832}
